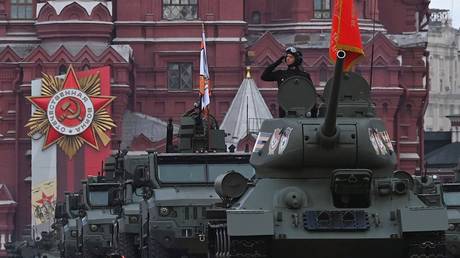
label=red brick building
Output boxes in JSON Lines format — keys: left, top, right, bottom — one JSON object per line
{"left": 0, "top": 0, "right": 430, "bottom": 245}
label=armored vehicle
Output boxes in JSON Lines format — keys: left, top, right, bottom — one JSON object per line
{"left": 54, "top": 192, "right": 82, "bottom": 258}
{"left": 207, "top": 51, "right": 448, "bottom": 258}
{"left": 78, "top": 150, "right": 151, "bottom": 258}
{"left": 140, "top": 152, "right": 254, "bottom": 258}
{"left": 443, "top": 169, "right": 460, "bottom": 258}
{"left": 5, "top": 231, "right": 60, "bottom": 258}
{"left": 138, "top": 103, "right": 253, "bottom": 258}
{"left": 79, "top": 175, "right": 122, "bottom": 257}
{"left": 110, "top": 151, "right": 151, "bottom": 258}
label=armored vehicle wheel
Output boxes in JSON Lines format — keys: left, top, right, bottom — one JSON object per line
{"left": 118, "top": 233, "right": 138, "bottom": 258}
{"left": 148, "top": 234, "right": 171, "bottom": 258}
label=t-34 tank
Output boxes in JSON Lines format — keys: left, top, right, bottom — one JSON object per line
{"left": 208, "top": 51, "right": 448, "bottom": 258}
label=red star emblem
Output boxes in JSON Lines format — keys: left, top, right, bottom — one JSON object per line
{"left": 27, "top": 66, "right": 114, "bottom": 150}
{"left": 36, "top": 192, "right": 54, "bottom": 205}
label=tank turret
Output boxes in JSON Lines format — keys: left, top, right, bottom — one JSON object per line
{"left": 250, "top": 51, "right": 396, "bottom": 177}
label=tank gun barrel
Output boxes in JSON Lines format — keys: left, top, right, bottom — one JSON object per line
{"left": 320, "top": 50, "right": 346, "bottom": 139}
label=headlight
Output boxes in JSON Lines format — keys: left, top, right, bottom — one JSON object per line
{"left": 393, "top": 181, "right": 407, "bottom": 195}
{"left": 159, "top": 207, "right": 170, "bottom": 217}
{"left": 129, "top": 215, "right": 139, "bottom": 223}
{"left": 449, "top": 223, "right": 456, "bottom": 231}
{"left": 90, "top": 224, "right": 98, "bottom": 232}
{"left": 70, "top": 230, "right": 77, "bottom": 237}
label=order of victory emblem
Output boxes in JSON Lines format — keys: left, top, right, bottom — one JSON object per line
{"left": 26, "top": 65, "right": 116, "bottom": 158}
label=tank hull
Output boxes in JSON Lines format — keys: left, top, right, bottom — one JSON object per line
{"left": 209, "top": 178, "right": 447, "bottom": 258}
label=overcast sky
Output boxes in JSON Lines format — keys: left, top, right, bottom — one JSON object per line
{"left": 429, "top": 0, "right": 460, "bottom": 29}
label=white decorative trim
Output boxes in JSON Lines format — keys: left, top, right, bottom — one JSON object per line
{"left": 0, "top": 37, "right": 39, "bottom": 42}
{"left": 112, "top": 84, "right": 130, "bottom": 88}
{"left": 114, "top": 20, "right": 247, "bottom": 25}
{"left": 113, "top": 37, "right": 247, "bottom": 43}
{"left": 0, "top": 20, "right": 35, "bottom": 24}
{"left": 36, "top": 20, "right": 113, "bottom": 25}
{"left": 407, "top": 88, "right": 427, "bottom": 91}
{"left": 6, "top": 32, "right": 36, "bottom": 36}
{"left": 372, "top": 87, "right": 403, "bottom": 90}
{"left": 248, "top": 20, "right": 387, "bottom": 32}
{"left": 399, "top": 141, "right": 420, "bottom": 144}
{"left": 37, "top": 1, "right": 113, "bottom": 17}
{"left": 0, "top": 234, "right": 4, "bottom": 250}
{"left": 399, "top": 153, "right": 420, "bottom": 160}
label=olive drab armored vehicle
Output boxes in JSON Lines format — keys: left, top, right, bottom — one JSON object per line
{"left": 110, "top": 152, "right": 151, "bottom": 258}
{"left": 79, "top": 176, "right": 122, "bottom": 257}
{"left": 77, "top": 150, "right": 150, "bottom": 258}
{"left": 138, "top": 106, "right": 254, "bottom": 258}
{"left": 443, "top": 168, "right": 460, "bottom": 258}
{"left": 207, "top": 51, "right": 448, "bottom": 258}
{"left": 54, "top": 192, "right": 82, "bottom": 258}
{"left": 4, "top": 231, "right": 60, "bottom": 258}
{"left": 140, "top": 152, "right": 254, "bottom": 258}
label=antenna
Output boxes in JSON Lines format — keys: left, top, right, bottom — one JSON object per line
{"left": 369, "top": 0, "right": 377, "bottom": 88}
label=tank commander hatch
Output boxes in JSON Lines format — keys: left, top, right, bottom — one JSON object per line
{"left": 261, "top": 47, "right": 316, "bottom": 117}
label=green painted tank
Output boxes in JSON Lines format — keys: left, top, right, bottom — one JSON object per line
{"left": 207, "top": 51, "right": 448, "bottom": 258}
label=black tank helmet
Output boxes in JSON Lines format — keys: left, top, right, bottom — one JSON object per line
{"left": 285, "top": 46, "right": 303, "bottom": 66}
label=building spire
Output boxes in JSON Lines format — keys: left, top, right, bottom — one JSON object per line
{"left": 245, "top": 66, "right": 251, "bottom": 79}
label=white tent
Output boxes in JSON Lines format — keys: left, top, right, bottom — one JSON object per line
{"left": 220, "top": 70, "right": 273, "bottom": 146}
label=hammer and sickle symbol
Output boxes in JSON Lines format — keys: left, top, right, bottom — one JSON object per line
{"left": 58, "top": 97, "right": 83, "bottom": 122}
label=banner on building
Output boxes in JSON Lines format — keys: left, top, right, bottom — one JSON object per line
{"left": 28, "top": 66, "right": 115, "bottom": 237}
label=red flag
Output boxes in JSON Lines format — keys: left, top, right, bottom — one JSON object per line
{"left": 329, "top": 0, "right": 364, "bottom": 71}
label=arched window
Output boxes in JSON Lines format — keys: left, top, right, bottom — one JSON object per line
{"left": 270, "top": 103, "right": 277, "bottom": 117}
{"left": 319, "top": 66, "right": 328, "bottom": 83}
{"left": 163, "top": 0, "right": 198, "bottom": 20}
{"left": 35, "top": 64, "right": 43, "bottom": 79}
{"left": 10, "top": 0, "right": 33, "bottom": 19}
{"left": 251, "top": 11, "right": 261, "bottom": 24}
{"left": 314, "top": 0, "right": 331, "bottom": 19}
{"left": 82, "top": 63, "right": 91, "bottom": 71}
{"left": 406, "top": 104, "right": 412, "bottom": 115}
{"left": 58, "top": 64, "right": 67, "bottom": 75}
{"left": 383, "top": 103, "right": 388, "bottom": 113}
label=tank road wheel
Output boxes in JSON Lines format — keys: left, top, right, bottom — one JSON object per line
{"left": 118, "top": 233, "right": 138, "bottom": 258}
{"left": 406, "top": 231, "right": 446, "bottom": 258}
{"left": 148, "top": 234, "right": 171, "bottom": 258}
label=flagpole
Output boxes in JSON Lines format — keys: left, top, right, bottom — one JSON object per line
{"left": 200, "top": 22, "right": 212, "bottom": 151}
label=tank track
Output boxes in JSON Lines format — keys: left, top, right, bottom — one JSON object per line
{"left": 230, "top": 237, "right": 269, "bottom": 258}
{"left": 208, "top": 223, "right": 269, "bottom": 258}
{"left": 406, "top": 231, "right": 446, "bottom": 258}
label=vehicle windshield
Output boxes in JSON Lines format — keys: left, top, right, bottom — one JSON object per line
{"left": 87, "top": 183, "right": 119, "bottom": 207}
{"left": 444, "top": 192, "right": 460, "bottom": 206}
{"left": 157, "top": 163, "right": 254, "bottom": 183}
{"left": 158, "top": 164, "right": 206, "bottom": 183}
{"left": 88, "top": 191, "right": 109, "bottom": 206}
